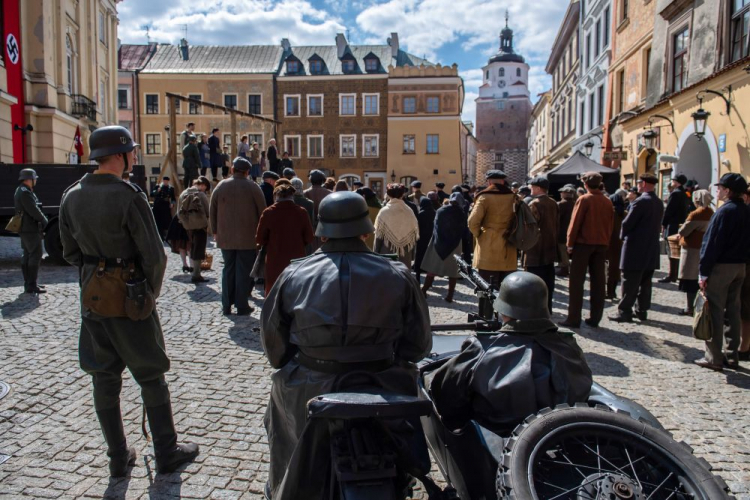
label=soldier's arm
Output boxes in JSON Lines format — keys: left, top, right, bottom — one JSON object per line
{"left": 397, "top": 269, "right": 433, "bottom": 362}
{"left": 467, "top": 195, "right": 485, "bottom": 238}
{"left": 58, "top": 201, "right": 82, "bottom": 267}
{"left": 260, "top": 271, "right": 295, "bottom": 368}
{"left": 126, "top": 194, "right": 167, "bottom": 297}
{"left": 20, "top": 190, "right": 48, "bottom": 225}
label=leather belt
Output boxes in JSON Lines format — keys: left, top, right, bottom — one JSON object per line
{"left": 295, "top": 352, "right": 394, "bottom": 375}
{"left": 82, "top": 255, "right": 130, "bottom": 268}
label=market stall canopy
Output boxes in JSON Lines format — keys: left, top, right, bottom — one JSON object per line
{"left": 547, "top": 151, "right": 620, "bottom": 177}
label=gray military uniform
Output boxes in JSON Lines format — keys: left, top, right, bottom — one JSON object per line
{"left": 14, "top": 184, "right": 48, "bottom": 291}
{"left": 261, "top": 237, "right": 432, "bottom": 499}
{"left": 59, "top": 172, "right": 170, "bottom": 411}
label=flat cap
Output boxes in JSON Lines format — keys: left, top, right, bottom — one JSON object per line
{"left": 435, "top": 182, "right": 446, "bottom": 189}
{"left": 674, "top": 174, "right": 688, "bottom": 185}
{"left": 715, "top": 173, "right": 748, "bottom": 193}
{"left": 262, "top": 170, "right": 280, "bottom": 180}
{"left": 232, "top": 157, "right": 251, "bottom": 172}
{"left": 282, "top": 167, "right": 296, "bottom": 177}
{"left": 529, "top": 176, "right": 549, "bottom": 190}
{"left": 411, "top": 180, "right": 422, "bottom": 188}
{"left": 486, "top": 170, "right": 507, "bottom": 180}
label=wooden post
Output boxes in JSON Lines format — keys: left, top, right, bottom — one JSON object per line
{"left": 230, "top": 110, "right": 237, "bottom": 159}
{"left": 169, "top": 97, "right": 177, "bottom": 177}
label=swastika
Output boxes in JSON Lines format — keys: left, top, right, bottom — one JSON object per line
{"left": 6, "top": 34, "right": 19, "bottom": 65}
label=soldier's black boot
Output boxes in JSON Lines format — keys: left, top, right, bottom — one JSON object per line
{"left": 96, "top": 406, "right": 136, "bottom": 477}
{"left": 146, "top": 403, "right": 199, "bottom": 473}
{"left": 21, "top": 262, "right": 29, "bottom": 292}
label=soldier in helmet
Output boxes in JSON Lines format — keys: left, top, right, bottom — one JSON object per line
{"left": 427, "top": 271, "right": 592, "bottom": 433}
{"left": 59, "top": 126, "right": 199, "bottom": 478}
{"left": 261, "top": 191, "right": 432, "bottom": 499}
{"left": 14, "top": 168, "right": 48, "bottom": 293}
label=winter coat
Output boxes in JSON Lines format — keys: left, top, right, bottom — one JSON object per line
{"left": 619, "top": 191, "right": 664, "bottom": 271}
{"left": 566, "top": 190, "right": 614, "bottom": 248}
{"left": 261, "top": 181, "right": 275, "bottom": 207}
{"left": 557, "top": 198, "right": 575, "bottom": 245}
{"left": 208, "top": 134, "right": 222, "bottom": 168}
{"left": 467, "top": 184, "right": 517, "bottom": 271}
{"left": 182, "top": 143, "right": 201, "bottom": 175}
{"left": 662, "top": 186, "right": 691, "bottom": 236}
{"left": 209, "top": 174, "right": 266, "bottom": 250}
{"left": 261, "top": 237, "right": 432, "bottom": 499}
{"left": 524, "top": 194, "right": 558, "bottom": 267}
{"left": 304, "top": 185, "right": 332, "bottom": 251}
{"left": 678, "top": 207, "right": 713, "bottom": 280}
{"left": 14, "top": 185, "right": 48, "bottom": 233}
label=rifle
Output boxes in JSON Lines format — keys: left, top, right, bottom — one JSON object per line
{"left": 430, "top": 256, "right": 502, "bottom": 333}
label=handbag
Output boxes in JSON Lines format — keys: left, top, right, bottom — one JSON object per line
{"left": 200, "top": 253, "right": 214, "bottom": 271}
{"left": 5, "top": 212, "right": 23, "bottom": 233}
{"left": 250, "top": 247, "right": 266, "bottom": 280}
{"left": 692, "top": 292, "right": 712, "bottom": 341}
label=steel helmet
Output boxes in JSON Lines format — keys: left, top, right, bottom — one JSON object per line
{"left": 493, "top": 271, "right": 550, "bottom": 320}
{"left": 88, "top": 125, "right": 139, "bottom": 160}
{"left": 18, "top": 168, "right": 38, "bottom": 181}
{"left": 316, "top": 191, "right": 374, "bottom": 239}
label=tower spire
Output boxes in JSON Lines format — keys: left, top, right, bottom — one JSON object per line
{"left": 505, "top": 9, "right": 509, "bottom": 28}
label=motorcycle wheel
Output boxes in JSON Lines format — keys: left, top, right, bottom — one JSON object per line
{"left": 496, "top": 404, "right": 734, "bottom": 500}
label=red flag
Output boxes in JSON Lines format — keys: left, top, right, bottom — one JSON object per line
{"left": 74, "top": 126, "right": 84, "bottom": 158}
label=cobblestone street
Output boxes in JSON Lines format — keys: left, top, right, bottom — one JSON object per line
{"left": 1, "top": 236, "right": 749, "bottom": 499}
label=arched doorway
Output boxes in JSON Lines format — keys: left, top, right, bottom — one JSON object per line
{"left": 675, "top": 123, "right": 719, "bottom": 192}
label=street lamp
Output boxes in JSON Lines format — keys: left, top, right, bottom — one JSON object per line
{"left": 642, "top": 128, "right": 658, "bottom": 150}
{"left": 692, "top": 105, "right": 710, "bottom": 142}
{"left": 584, "top": 140, "right": 595, "bottom": 157}
{"left": 390, "top": 170, "right": 396, "bottom": 182}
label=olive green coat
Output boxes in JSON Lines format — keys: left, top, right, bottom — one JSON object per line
{"left": 14, "top": 185, "right": 48, "bottom": 233}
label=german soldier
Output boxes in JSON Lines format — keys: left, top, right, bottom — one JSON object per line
{"left": 59, "top": 125, "right": 199, "bottom": 477}
{"left": 15, "top": 168, "right": 48, "bottom": 293}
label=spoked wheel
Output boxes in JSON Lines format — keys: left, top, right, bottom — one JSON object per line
{"left": 497, "top": 404, "right": 734, "bottom": 500}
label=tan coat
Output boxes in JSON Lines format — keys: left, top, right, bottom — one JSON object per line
{"left": 209, "top": 174, "right": 267, "bottom": 250}
{"left": 468, "top": 184, "right": 517, "bottom": 271}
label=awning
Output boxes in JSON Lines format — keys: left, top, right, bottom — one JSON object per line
{"left": 546, "top": 151, "right": 620, "bottom": 177}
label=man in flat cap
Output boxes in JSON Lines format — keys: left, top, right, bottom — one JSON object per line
{"left": 561, "top": 172, "right": 614, "bottom": 328}
{"left": 304, "top": 169, "right": 332, "bottom": 251}
{"left": 556, "top": 185, "right": 577, "bottom": 277}
{"left": 261, "top": 170, "right": 280, "bottom": 207}
{"left": 661, "top": 173, "right": 691, "bottom": 283}
{"left": 435, "top": 182, "right": 449, "bottom": 204}
{"left": 468, "top": 170, "right": 517, "bottom": 286}
{"left": 282, "top": 167, "right": 296, "bottom": 181}
{"left": 524, "top": 176, "right": 558, "bottom": 313}
{"left": 408, "top": 180, "right": 426, "bottom": 204}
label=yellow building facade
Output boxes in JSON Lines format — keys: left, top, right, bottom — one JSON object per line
{"left": 386, "top": 64, "right": 463, "bottom": 190}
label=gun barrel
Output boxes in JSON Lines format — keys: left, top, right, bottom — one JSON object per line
{"left": 453, "top": 255, "right": 493, "bottom": 292}
{"left": 431, "top": 323, "right": 480, "bottom": 332}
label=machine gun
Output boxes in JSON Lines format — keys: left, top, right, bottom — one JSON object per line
{"left": 430, "top": 255, "right": 503, "bottom": 333}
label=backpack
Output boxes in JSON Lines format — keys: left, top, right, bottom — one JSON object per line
{"left": 178, "top": 189, "right": 207, "bottom": 230}
{"left": 504, "top": 197, "right": 540, "bottom": 251}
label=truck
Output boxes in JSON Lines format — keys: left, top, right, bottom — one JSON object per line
{"left": 1, "top": 163, "right": 147, "bottom": 263}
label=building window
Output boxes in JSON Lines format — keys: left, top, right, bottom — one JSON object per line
{"left": 188, "top": 94, "right": 202, "bottom": 114}
{"left": 363, "top": 94, "right": 379, "bottom": 115}
{"left": 284, "top": 135, "right": 301, "bottom": 158}
{"left": 308, "top": 95, "right": 323, "bottom": 116}
{"left": 568, "top": 99, "right": 573, "bottom": 132}
{"left": 494, "top": 153, "right": 503, "bottom": 161}
{"left": 502, "top": 92, "right": 509, "bottom": 98}
{"left": 340, "top": 135, "right": 356, "bottom": 157}
{"left": 499, "top": 68, "right": 505, "bottom": 77}
{"left": 365, "top": 58, "right": 378, "bottom": 72}
{"left": 403, "top": 135, "right": 415, "bottom": 154}
{"left": 363, "top": 135, "right": 379, "bottom": 157}
{"left": 496, "top": 101, "right": 505, "bottom": 110}
{"left": 403, "top": 97, "right": 416, "bottom": 113}
{"left": 247, "top": 94, "right": 262, "bottom": 115}
{"left": 621, "top": 0, "right": 629, "bottom": 21}
{"left": 66, "top": 35, "right": 76, "bottom": 94}
{"left": 588, "top": 93, "right": 595, "bottom": 131}
{"left": 580, "top": 101, "right": 586, "bottom": 132}
{"left": 100, "top": 81, "right": 107, "bottom": 120}
{"left": 166, "top": 95, "right": 181, "bottom": 115}
{"left": 672, "top": 27, "right": 689, "bottom": 92}
{"left": 486, "top": 70, "right": 489, "bottom": 79}
{"left": 98, "top": 11, "right": 106, "bottom": 44}
{"left": 342, "top": 59, "right": 355, "bottom": 73}
{"left": 145, "top": 133, "right": 161, "bottom": 155}
{"left": 118, "top": 89, "right": 129, "bottom": 109}
{"left": 731, "top": 0, "right": 750, "bottom": 62}
{"left": 426, "top": 134, "right": 439, "bottom": 154}
{"left": 585, "top": 33, "right": 591, "bottom": 69}
{"left": 223, "top": 94, "right": 237, "bottom": 109}
{"left": 248, "top": 134, "right": 264, "bottom": 146}
{"left": 617, "top": 69, "right": 625, "bottom": 113}
{"left": 603, "top": 7, "right": 611, "bottom": 47}
{"left": 595, "top": 20, "right": 601, "bottom": 57}
{"left": 426, "top": 96, "right": 440, "bottom": 113}
{"left": 145, "top": 94, "right": 159, "bottom": 114}
{"left": 561, "top": 107, "right": 566, "bottom": 136}
{"left": 287, "top": 60, "right": 299, "bottom": 73}
{"left": 285, "top": 95, "right": 300, "bottom": 116}
{"left": 308, "top": 135, "right": 324, "bottom": 158}
{"left": 516, "top": 68, "right": 521, "bottom": 77}
{"left": 340, "top": 94, "right": 356, "bottom": 116}
{"left": 223, "top": 133, "right": 234, "bottom": 146}
{"left": 597, "top": 85, "right": 605, "bottom": 127}
{"left": 642, "top": 47, "right": 652, "bottom": 95}
{"left": 310, "top": 59, "right": 323, "bottom": 74}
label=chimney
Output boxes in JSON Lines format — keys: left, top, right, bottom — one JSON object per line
{"left": 281, "top": 38, "right": 291, "bottom": 51}
{"left": 335, "top": 33, "right": 348, "bottom": 58}
{"left": 388, "top": 32, "right": 399, "bottom": 58}
{"left": 179, "top": 38, "right": 189, "bottom": 61}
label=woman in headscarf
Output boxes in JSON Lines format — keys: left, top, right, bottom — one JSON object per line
{"left": 356, "top": 187, "right": 382, "bottom": 250}
{"left": 677, "top": 189, "right": 714, "bottom": 315}
{"left": 414, "top": 197, "right": 436, "bottom": 284}
{"left": 420, "top": 193, "right": 468, "bottom": 303}
{"left": 373, "top": 183, "right": 420, "bottom": 268}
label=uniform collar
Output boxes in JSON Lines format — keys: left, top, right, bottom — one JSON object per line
{"left": 319, "top": 237, "right": 371, "bottom": 253}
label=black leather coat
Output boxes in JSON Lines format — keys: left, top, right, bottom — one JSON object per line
{"left": 261, "top": 237, "right": 432, "bottom": 499}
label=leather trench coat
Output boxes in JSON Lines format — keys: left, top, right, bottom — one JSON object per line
{"left": 261, "top": 237, "right": 432, "bottom": 499}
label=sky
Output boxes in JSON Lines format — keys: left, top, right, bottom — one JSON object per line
{"left": 117, "top": 0, "right": 569, "bottom": 124}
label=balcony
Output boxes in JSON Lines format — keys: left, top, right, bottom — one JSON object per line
{"left": 71, "top": 94, "right": 97, "bottom": 121}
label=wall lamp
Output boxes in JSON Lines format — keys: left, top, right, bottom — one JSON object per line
{"left": 14, "top": 124, "right": 33, "bottom": 133}
{"left": 642, "top": 128, "right": 658, "bottom": 150}
{"left": 583, "top": 131, "right": 603, "bottom": 157}
{"left": 390, "top": 170, "right": 396, "bottom": 182}
{"left": 648, "top": 114, "right": 675, "bottom": 134}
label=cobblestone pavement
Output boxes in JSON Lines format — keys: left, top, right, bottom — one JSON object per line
{"left": 1, "top": 235, "right": 749, "bottom": 499}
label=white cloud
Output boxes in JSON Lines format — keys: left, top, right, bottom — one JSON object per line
{"left": 462, "top": 91, "right": 478, "bottom": 124}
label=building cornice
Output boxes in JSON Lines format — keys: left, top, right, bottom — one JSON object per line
{"left": 546, "top": 1, "right": 581, "bottom": 73}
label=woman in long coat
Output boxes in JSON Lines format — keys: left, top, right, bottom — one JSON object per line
{"left": 414, "top": 198, "right": 436, "bottom": 283}
{"left": 356, "top": 187, "right": 382, "bottom": 250}
{"left": 421, "top": 193, "right": 467, "bottom": 302}
{"left": 677, "top": 189, "right": 713, "bottom": 315}
{"left": 256, "top": 181, "right": 314, "bottom": 295}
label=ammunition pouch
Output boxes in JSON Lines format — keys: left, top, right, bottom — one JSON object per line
{"left": 82, "top": 257, "right": 155, "bottom": 320}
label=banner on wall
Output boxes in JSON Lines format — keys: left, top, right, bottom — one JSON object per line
{"left": 3, "top": 0, "right": 26, "bottom": 163}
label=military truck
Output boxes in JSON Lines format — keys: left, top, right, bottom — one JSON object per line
{"left": 1, "top": 163, "right": 146, "bottom": 263}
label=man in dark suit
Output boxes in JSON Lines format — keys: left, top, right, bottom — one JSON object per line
{"left": 660, "top": 173, "right": 690, "bottom": 282}
{"left": 610, "top": 174, "right": 665, "bottom": 322}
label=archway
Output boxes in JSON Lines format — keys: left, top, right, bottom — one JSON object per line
{"left": 675, "top": 123, "right": 719, "bottom": 193}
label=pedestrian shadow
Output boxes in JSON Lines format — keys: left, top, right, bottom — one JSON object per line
{"left": 579, "top": 325, "right": 704, "bottom": 365}
{"left": 185, "top": 283, "right": 221, "bottom": 303}
{"left": 724, "top": 366, "right": 750, "bottom": 390}
{"left": 0, "top": 293, "right": 41, "bottom": 319}
{"left": 583, "top": 352, "right": 630, "bottom": 377}
{"left": 643, "top": 318, "right": 693, "bottom": 337}
{"left": 227, "top": 317, "right": 264, "bottom": 353}
{"left": 102, "top": 475, "right": 132, "bottom": 499}
{"left": 143, "top": 455, "right": 184, "bottom": 499}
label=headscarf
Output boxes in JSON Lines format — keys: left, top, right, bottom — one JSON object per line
{"left": 374, "top": 198, "right": 420, "bottom": 257}
{"left": 433, "top": 193, "right": 468, "bottom": 260}
{"left": 609, "top": 192, "right": 626, "bottom": 218}
{"left": 692, "top": 189, "right": 713, "bottom": 208}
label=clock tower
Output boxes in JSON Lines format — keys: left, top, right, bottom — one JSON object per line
{"left": 475, "top": 12, "right": 532, "bottom": 185}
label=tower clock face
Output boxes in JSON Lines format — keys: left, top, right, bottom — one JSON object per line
{"left": 497, "top": 80, "right": 506, "bottom": 88}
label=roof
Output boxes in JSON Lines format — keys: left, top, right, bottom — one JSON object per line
{"left": 141, "top": 44, "right": 284, "bottom": 74}
{"left": 547, "top": 151, "right": 619, "bottom": 177}
{"left": 280, "top": 45, "right": 432, "bottom": 76}
{"left": 118, "top": 44, "right": 156, "bottom": 71}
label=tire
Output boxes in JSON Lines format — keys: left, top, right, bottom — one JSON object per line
{"left": 497, "top": 404, "right": 734, "bottom": 500}
{"left": 43, "top": 219, "right": 66, "bottom": 264}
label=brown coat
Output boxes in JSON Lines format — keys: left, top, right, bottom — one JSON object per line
{"left": 468, "top": 184, "right": 517, "bottom": 271}
{"left": 209, "top": 174, "right": 267, "bottom": 250}
{"left": 557, "top": 198, "right": 575, "bottom": 244}
{"left": 566, "top": 190, "right": 614, "bottom": 248}
{"left": 524, "top": 194, "right": 559, "bottom": 267}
